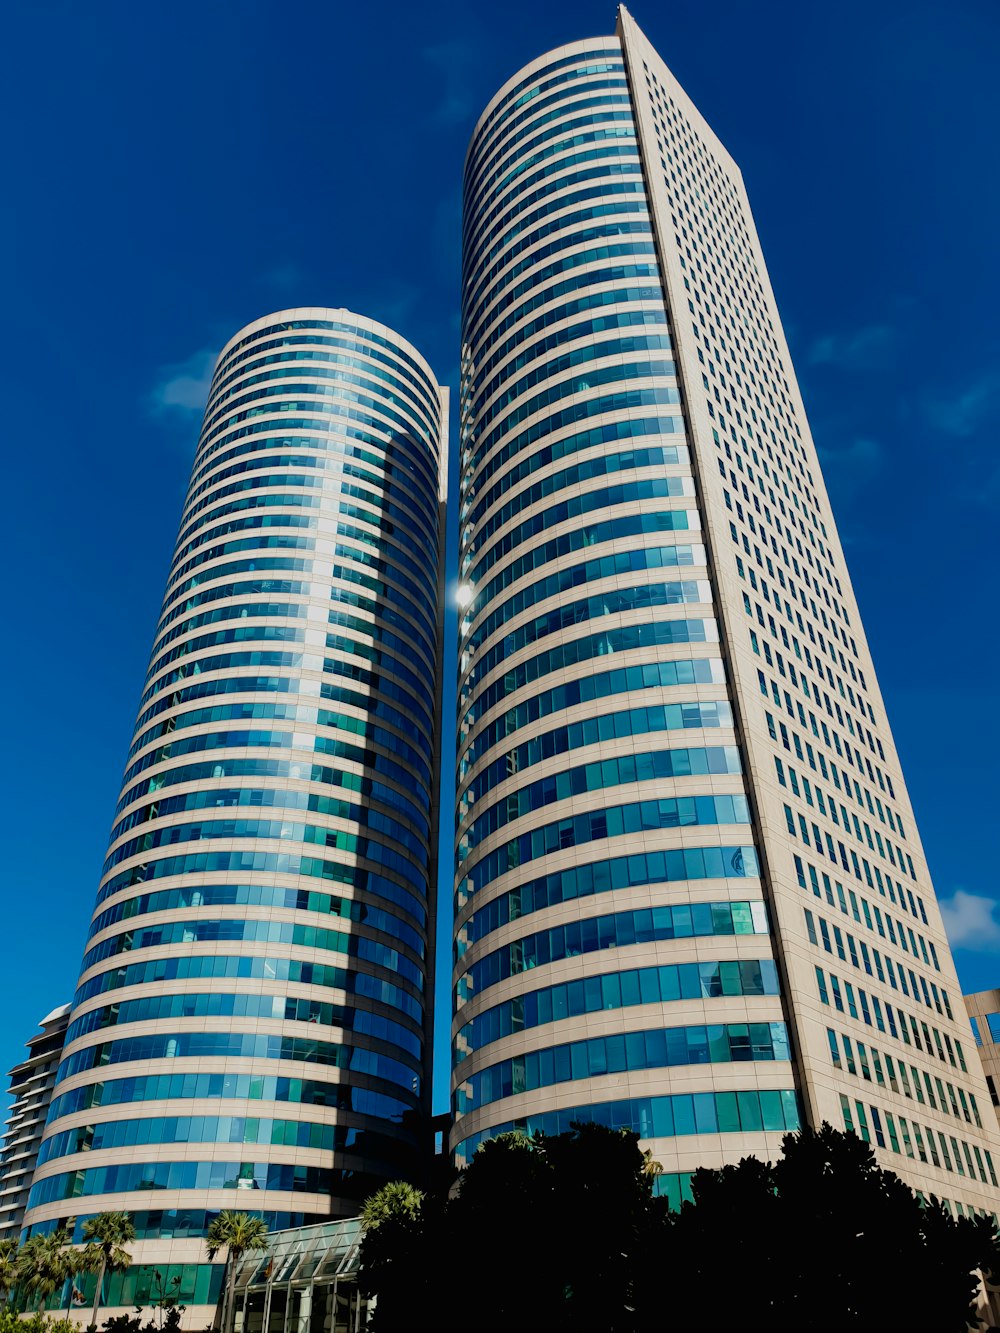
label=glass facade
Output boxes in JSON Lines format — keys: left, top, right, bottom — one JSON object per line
{"left": 23, "top": 309, "right": 447, "bottom": 1319}
{"left": 11, "top": 19, "right": 1000, "bottom": 1328}
{"left": 230, "top": 1219, "right": 368, "bottom": 1333}
{"left": 452, "top": 9, "right": 1000, "bottom": 1226}
{"left": 453, "top": 40, "right": 791, "bottom": 1163}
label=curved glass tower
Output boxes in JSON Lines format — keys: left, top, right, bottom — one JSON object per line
{"left": 24, "top": 308, "right": 447, "bottom": 1321}
{"left": 453, "top": 10, "right": 1000, "bottom": 1223}
{"left": 453, "top": 29, "right": 788, "bottom": 1186}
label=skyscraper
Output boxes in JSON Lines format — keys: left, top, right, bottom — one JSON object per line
{"left": 22, "top": 308, "right": 447, "bottom": 1322}
{"left": 453, "top": 8, "right": 1000, "bottom": 1219}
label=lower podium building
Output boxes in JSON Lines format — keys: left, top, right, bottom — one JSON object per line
{"left": 451, "top": 8, "right": 1000, "bottom": 1223}
{"left": 229, "top": 1219, "right": 367, "bottom": 1333}
{"left": 21, "top": 309, "right": 448, "bottom": 1327}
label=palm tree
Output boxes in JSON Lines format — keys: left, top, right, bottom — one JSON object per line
{"left": 360, "top": 1180, "right": 424, "bottom": 1232}
{"left": 206, "top": 1211, "right": 268, "bottom": 1333}
{"left": 14, "top": 1228, "right": 75, "bottom": 1314}
{"left": 81, "top": 1210, "right": 136, "bottom": 1329}
{"left": 0, "top": 1237, "right": 18, "bottom": 1305}
{"left": 641, "top": 1148, "right": 663, "bottom": 1179}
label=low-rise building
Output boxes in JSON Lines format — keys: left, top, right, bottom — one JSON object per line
{"left": 966, "top": 989, "right": 1000, "bottom": 1127}
{"left": 0, "top": 1004, "right": 70, "bottom": 1239}
{"left": 231, "top": 1219, "right": 366, "bottom": 1333}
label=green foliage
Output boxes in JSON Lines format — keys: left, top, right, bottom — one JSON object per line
{"left": 0, "top": 1216, "right": 136, "bottom": 1326}
{"left": 359, "top": 1122, "right": 1000, "bottom": 1333}
{"left": 100, "top": 1313, "right": 143, "bottom": 1333}
{"left": 81, "top": 1211, "right": 136, "bottom": 1255}
{"left": 204, "top": 1212, "right": 268, "bottom": 1265}
{"left": 143, "top": 1269, "right": 182, "bottom": 1315}
{"left": 0, "top": 1314, "right": 76, "bottom": 1333}
{"left": 669, "top": 1123, "right": 1000, "bottom": 1332}
{"left": 360, "top": 1122, "right": 665, "bottom": 1333}
{"left": 14, "top": 1230, "right": 81, "bottom": 1315}
{"left": 360, "top": 1181, "right": 424, "bottom": 1232}
{"left": 0, "top": 1242, "right": 18, "bottom": 1304}
{"left": 80, "top": 1211, "right": 136, "bottom": 1329}
{"left": 100, "top": 1303, "right": 184, "bottom": 1333}
{"left": 205, "top": 1212, "right": 268, "bottom": 1333}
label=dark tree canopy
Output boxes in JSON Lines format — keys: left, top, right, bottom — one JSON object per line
{"left": 361, "top": 1123, "right": 664, "bottom": 1332}
{"left": 359, "top": 1123, "right": 999, "bottom": 1333}
{"left": 670, "top": 1123, "right": 999, "bottom": 1332}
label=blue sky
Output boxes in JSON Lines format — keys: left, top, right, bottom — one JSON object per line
{"left": 0, "top": 0, "right": 997, "bottom": 1111}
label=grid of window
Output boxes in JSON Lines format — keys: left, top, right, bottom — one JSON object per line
{"left": 621, "top": 5, "right": 1000, "bottom": 1217}
{"left": 455, "top": 1021, "right": 790, "bottom": 1114}
{"left": 454, "top": 958, "right": 780, "bottom": 1063}
{"left": 451, "top": 16, "right": 1000, "bottom": 1215}
{"left": 456, "top": 899, "right": 769, "bottom": 1007}
{"left": 453, "top": 36, "right": 788, "bottom": 1160}
{"left": 454, "top": 1087, "right": 802, "bottom": 1166}
{"left": 28, "top": 312, "right": 446, "bottom": 1256}
{"left": 824, "top": 1024, "right": 983, "bottom": 1133}
{"left": 812, "top": 963, "right": 965, "bottom": 1077}
{"left": 838, "top": 1090, "right": 998, "bottom": 1199}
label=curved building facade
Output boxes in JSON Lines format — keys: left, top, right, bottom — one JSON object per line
{"left": 452, "top": 11, "right": 1000, "bottom": 1224}
{"left": 453, "top": 33, "right": 793, "bottom": 1186}
{"left": 24, "top": 308, "right": 447, "bottom": 1321}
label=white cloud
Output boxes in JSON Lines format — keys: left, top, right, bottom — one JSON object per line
{"left": 421, "top": 37, "right": 483, "bottom": 127}
{"left": 808, "top": 324, "right": 895, "bottom": 370}
{"left": 938, "top": 890, "right": 1000, "bottom": 953}
{"left": 149, "top": 347, "right": 217, "bottom": 415}
{"left": 921, "top": 367, "right": 1000, "bottom": 438}
{"left": 817, "top": 435, "right": 885, "bottom": 498}
{"left": 835, "top": 435, "right": 883, "bottom": 470}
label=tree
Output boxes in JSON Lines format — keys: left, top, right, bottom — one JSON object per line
{"left": 143, "top": 1270, "right": 184, "bottom": 1333}
{"left": 360, "top": 1181, "right": 424, "bottom": 1233}
{"left": 205, "top": 1212, "right": 268, "bottom": 1333}
{"left": 668, "top": 1123, "right": 1000, "bottom": 1333}
{"left": 360, "top": 1122, "right": 998, "bottom": 1333}
{"left": 640, "top": 1147, "right": 662, "bottom": 1179}
{"left": 14, "top": 1230, "right": 77, "bottom": 1315}
{"left": 360, "top": 1124, "right": 667, "bottom": 1333}
{"left": 534, "top": 1121, "right": 667, "bottom": 1331}
{"left": 0, "top": 1314, "right": 76, "bottom": 1333}
{"left": 0, "top": 1239, "right": 18, "bottom": 1306}
{"left": 360, "top": 1181, "right": 439, "bottom": 1332}
{"left": 80, "top": 1212, "right": 135, "bottom": 1330}
{"left": 460, "top": 1124, "right": 665, "bottom": 1333}
{"left": 101, "top": 1305, "right": 183, "bottom": 1333}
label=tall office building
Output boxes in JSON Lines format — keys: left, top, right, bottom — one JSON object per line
{"left": 0, "top": 1004, "right": 70, "bottom": 1240}
{"left": 452, "top": 8, "right": 1000, "bottom": 1218}
{"left": 23, "top": 308, "right": 447, "bottom": 1321}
